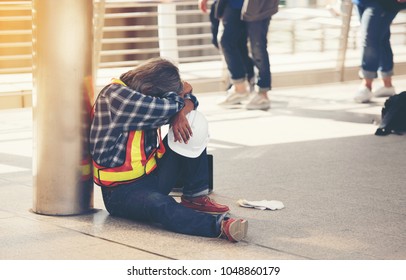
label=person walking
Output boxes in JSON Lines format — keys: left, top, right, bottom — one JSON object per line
{"left": 89, "top": 57, "right": 248, "bottom": 242}
{"left": 352, "top": 0, "right": 406, "bottom": 103}
{"left": 199, "top": 0, "right": 279, "bottom": 110}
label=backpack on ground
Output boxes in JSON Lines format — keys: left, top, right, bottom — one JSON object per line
{"left": 375, "top": 91, "right": 406, "bottom": 136}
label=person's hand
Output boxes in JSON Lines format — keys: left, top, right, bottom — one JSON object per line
{"left": 398, "top": 0, "right": 406, "bottom": 3}
{"left": 171, "top": 109, "right": 193, "bottom": 144}
{"left": 198, "top": 0, "right": 209, "bottom": 13}
{"left": 179, "top": 81, "right": 193, "bottom": 98}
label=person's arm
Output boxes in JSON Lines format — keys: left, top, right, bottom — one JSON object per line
{"left": 105, "top": 84, "right": 185, "bottom": 131}
{"left": 170, "top": 81, "right": 198, "bottom": 143}
{"left": 199, "top": 0, "right": 209, "bottom": 13}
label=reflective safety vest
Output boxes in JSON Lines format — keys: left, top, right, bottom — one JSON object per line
{"left": 92, "top": 78, "right": 165, "bottom": 187}
{"left": 93, "top": 129, "right": 165, "bottom": 187}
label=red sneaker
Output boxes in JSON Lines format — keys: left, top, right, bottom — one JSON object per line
{"left": 220, "top": 218, "right": 248, "bottom": 242}
{"left": 180, "top": 195, "right": 230, "bottom": 214}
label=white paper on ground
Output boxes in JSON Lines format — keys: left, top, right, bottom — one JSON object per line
{"left": 237, "top": 199, "right": 285, "bottom": 210}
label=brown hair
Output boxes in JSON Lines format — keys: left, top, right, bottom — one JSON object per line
{"left": 119, "top": 57, "right": 183, "bottom": 97}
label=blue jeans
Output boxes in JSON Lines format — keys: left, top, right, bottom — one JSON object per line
{"left": 356, "top": 3, "right": 398, "bottom": 79}
{"left": 246, "top": 18, "right": 271, "bottom": 91}
{"left": 220, "top": 4, "right": 271, "bottom": 91}
{"left": 101, "top": 137, "right": 223, "bottom": 238}
{"left": 220, "top": 5, "right": 254, "bottom": 85}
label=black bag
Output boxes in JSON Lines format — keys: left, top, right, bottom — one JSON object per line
{"left": 375, "top": 91, "right": 406, "bottom": 136}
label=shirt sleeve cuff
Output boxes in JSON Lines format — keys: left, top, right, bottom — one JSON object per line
{"left": 184, "top": 93, "right": 199, "bottom": 109}
{"left": 162, "top": 91, "right": 185, "bottom": 107}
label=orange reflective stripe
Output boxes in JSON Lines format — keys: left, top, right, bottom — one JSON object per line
{"left": 156, "top": 128, "right": 165, "bottom": 158}
{"left": 138, "top": 128, "right": 147, "bottom": 165}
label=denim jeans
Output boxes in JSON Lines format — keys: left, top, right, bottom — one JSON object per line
{"left": 220, "top": 4, "right": 271, "bottom": 91}
{"left": 220, "top": 5, "right": 254, "bottom": 84}
{"left": 101, "top": 137, "right": 224, "bottom": 238}
{"left": 246, "top": 18, "right": 271, "bottom": 91}
{"left": 356, "top": 3, "right": 398, "bottom": 79}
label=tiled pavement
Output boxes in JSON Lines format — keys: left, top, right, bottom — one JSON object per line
{"left": 0, "top": 76, "right": 406, "bottom": 262}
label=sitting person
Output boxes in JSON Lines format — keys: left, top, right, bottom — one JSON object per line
{"left": 89, "top": 57, "right": 248, "bottom": 242}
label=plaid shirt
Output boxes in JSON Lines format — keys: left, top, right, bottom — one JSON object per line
{"left": 90, "top": 83, "right": 198, "bottom": 168}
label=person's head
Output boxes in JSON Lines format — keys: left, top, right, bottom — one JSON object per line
{"left": 119, "top": 57, "right": 183, "bottom": 97}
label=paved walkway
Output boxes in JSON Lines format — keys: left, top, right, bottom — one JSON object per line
{"left": 0, "top": 77, "right": 406, "bottom": 261}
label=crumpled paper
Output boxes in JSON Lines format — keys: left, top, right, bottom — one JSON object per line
{"left": 237, "top": 199, "right": 284, "bottom": 210}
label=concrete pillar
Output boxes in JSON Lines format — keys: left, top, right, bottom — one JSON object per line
{"left": 32, "top": 0, "right": 94, "bottom": 215}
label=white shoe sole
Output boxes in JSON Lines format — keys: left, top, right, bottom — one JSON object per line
{"left": 374, "top": 92, "right": 395, "bottom": 98}
{"left": 229, "top": 220, "right": 248, "bottom": 241}
{"left": 354, "top": 97, "right": 371, "bottom": 103}
{"left": 219, "top": 95, "right": 249, "bottom": 106}
{"left": 246, "top": 103, "right": 270, "bottom": 110}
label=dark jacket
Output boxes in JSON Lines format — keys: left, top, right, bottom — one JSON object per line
{"left": 353, "top": 0, "right": 406, "bottom": 11}
{"left": 241, "top": 0, "right": 279, "bottom": 22}
{"left": 378, "top": 0, "right": 406, "bottom": 11}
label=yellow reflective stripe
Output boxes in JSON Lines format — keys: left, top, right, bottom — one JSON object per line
{"left": 131, "top": 130, "right": 143, "bottom": 165}
{"left": 132, "top": 130, "right": 157, "bottom": 174}
{"left": 81, "top": 164, "right": 91, "bottom": 177}
{"left": 94, "top": 165, "right": 142, "bottom": 182}
{"left": 111, "top": 78, "right": 127, "bottom": 86}
{"left": 145, "top": 157, "right": 157, "bottom": 173}
{"left": 93, "top": 157, "right": 157, "bottom": 182}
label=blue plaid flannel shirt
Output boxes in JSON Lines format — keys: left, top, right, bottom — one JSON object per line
{"left": 90, "top": 83, "right": 198, "bottom": 168}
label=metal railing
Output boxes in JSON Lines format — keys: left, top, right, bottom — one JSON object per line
{"left": 1, "top": 1, "right": 406, "bottom": 88}
{"left": 94, "top": 0, "right": 220, "bottom": 68}
{"left": 93, "top": 0, "right": 225, "bottom": 91}
{"left": 0, "top": 0, "right": 369, "bottom": 76}
{"left": 0, "top": 1, "right": 32, "bottom": 74}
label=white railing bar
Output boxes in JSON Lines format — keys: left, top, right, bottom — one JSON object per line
{"left": 0, "top": 54, "right": 32, "bottom": 61}
{"left": 0, "top": 42, "right": 31, "bottom": 47}
{"left": 0, "top": 30, "right": 31, "bottom": 35}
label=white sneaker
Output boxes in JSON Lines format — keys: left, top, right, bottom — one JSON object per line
{"left": 354, "top": 86, "right": 372, "bottom": 103}
{"left": 246, "top": 94, "right": 271, "bottom": 110}
{"left": 219, "top": 86, "right": 249, "bottom": 106}
{"left": 374, "top": 86, "right": 396, "bottom": 98}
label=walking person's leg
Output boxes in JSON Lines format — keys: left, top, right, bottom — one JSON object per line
{"left": 246, "top": 18, "right": 272, "bottom": 110}
{"left": 374, "top": 9, "right": 398, "bottom": 97}
{"left": 219, "top": 4, "right": 250, "bottom": 105}
{"left": 354, "top": 4, "right": 398, "bottom": 102}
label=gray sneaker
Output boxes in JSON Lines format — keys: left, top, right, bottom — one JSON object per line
{"left": 246, "top": 94, "right": 271, "bottom": 110}
{"left": 219, "top": 86, "right": 249, "bottom": 106}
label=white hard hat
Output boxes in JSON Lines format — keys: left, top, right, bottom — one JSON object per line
{"left": 168, "top": 110, "right": 209, "bottom": 158}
